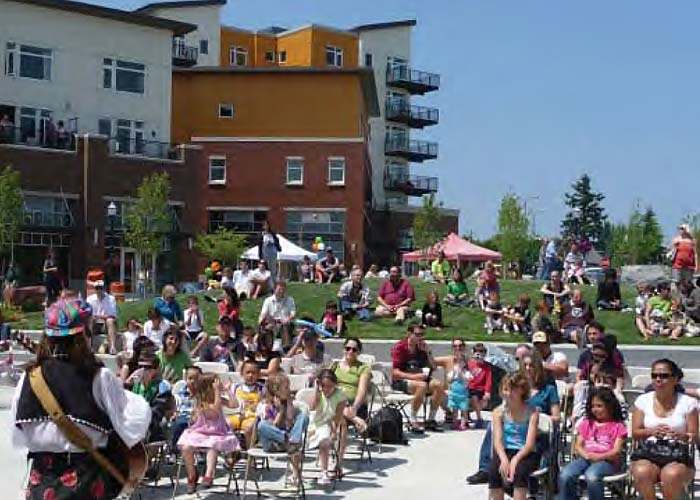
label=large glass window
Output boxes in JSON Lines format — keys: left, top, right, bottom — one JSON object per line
{"left": 5, "top": 42, "right": 52, "bottom": 80}
{"left": 114, "top": 119, "right": 144, "bottom": 154}
{"left": 229, "top": 46, "right": 248, "bottom": 66}
{"left": 23, "top": 196, "right": 73, "bottom": 228}
{"left": 286, "top": 211, "right": 345, "bottom": 261}
{"left": 19, "top": 107, "right": 52, "bottom": 145}
{"left": 325, "top": 46, "right": 343, "bottom": 67}
{"left": 208, "top": 210, "right": 267, "bottom": 235}
{"left": 103, "top": 58, "right": 145, "bottom": 94}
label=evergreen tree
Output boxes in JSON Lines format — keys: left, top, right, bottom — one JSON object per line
{"left": 641, "top": 206, "right": 664, "bottom": 264}
{"left": 560, "top": 174, "right": 608, "bottom": 244}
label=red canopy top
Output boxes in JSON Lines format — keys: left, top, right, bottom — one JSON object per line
{"left": 402, "top": 232, "right": 502, "bottom": 263}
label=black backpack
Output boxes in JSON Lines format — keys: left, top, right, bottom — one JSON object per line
{"left": 368, "top": 406, "right": 407, "bottom": 445}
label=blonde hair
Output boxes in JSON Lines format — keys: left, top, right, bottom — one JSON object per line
{"left": 500, "top": 372, "right": 531, "bottom": 403}
{"left": 162, "top": 284, "right": 177, "bottom": 298}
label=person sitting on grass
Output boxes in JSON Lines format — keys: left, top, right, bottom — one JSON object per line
{"left": 391, "top": 324, "right": 446, "bottom": 433}
{"left": 375, "top": 266, "right": 415, "bottom": 324}
{"left": 431, "top": 251, "right": 451, "bottom": 284}
{"left": 558, "top": 387, "right": 627, "bottom": 500}
{"left": 559, "top": 288, "right": 595, "bottom": 346}
{"left": 644, "top": 282, "right": 680, "bottom": 340}
{"left": 468, "top": 342, "right": 492, "bottom": 429}
{"left": 476, "top": 261, "right": 500, "bottom": 309}
{"left": 504, "top": 294, "right": 532, "bottom": 336}
{"left": 484, "top": 291, "right": 505, "bottom": 335}
{"left": 540, "top": 270, "right": 571, "bottom": 314}
{"left": 249, "top": 260, "right": 272, "bottom": 299}
{"left": 421, "top": 290, "right": 443, "bottom": 330}
{"left": 153, "top": 284, "right": 183, "bottom": 324}
{"left": 567, "top": 258, "right": 590, "bottom": 285}
{"left": 183, "top": 296, "right": 204, "bottom": 343}
{"left": 488, "top": 372, "right": 541, "bottom": 500}
{"left": 596, "top": 269, "right": 623, "bottom": 311}
{"left": 634, "top": 282, "right": 652, "bottom": 338}
{"left": 320, "top": 300, "right": 344, "bottom": 337}
{"left": 445, "top": 269, "right": 474, "bottom": 307}
{"left": 531, "top": 300, "right": 557, "bottom": 343}
{"left": 299, "top": 255, "right": 314, "bottom": 283}
{"left": 337, "top": 268, "right": 373, "bottom": 322}
{"left": 316, "top": 248, "right": 341, "bottom": 284}
{"left": 226, "top": 359, "right": 264, "bottom": 448}
{"left": 232, "top": 259, "right": 252, "bottom": 300}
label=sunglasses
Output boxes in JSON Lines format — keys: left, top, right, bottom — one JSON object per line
{"left": 344, "top": 346, "right": 359, "bottom": 353}
{"left": 473, "top": 350, "right": 486, "bottom": 354}
{"left": 651, "top": 372, "right": 672, "bottom": 380}
{"left": 452, "top": 344, "right": 465, "bottom": 349}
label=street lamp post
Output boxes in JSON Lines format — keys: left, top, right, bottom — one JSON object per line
{"left": 572, "top": 207, "right": 582, "bottom": 244}
{"left": 107, "top": 202, "right": 117, "bottom": 286}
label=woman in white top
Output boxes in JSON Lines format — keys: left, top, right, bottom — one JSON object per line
{"left": 142, "top": 308, "right": 172, "bottom": 349}
{"left": 630, "top": 358, "right": 698, "bottom": 500}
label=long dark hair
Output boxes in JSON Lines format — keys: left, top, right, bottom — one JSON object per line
{"left": 27, "top": 333, "right": 103, "bottom": 379}
{"left": 127, "top": 336, "right": 156, "bottom": 376}
{"left": 585, "top": 386, "right": 623, "bottom": 423}
{"left": 161, "top": 326, "right": 185, "bottom": 356}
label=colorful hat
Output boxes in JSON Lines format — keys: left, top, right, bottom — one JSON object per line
{"left": 45, "top": 299, "right": 91, "bottom": 337}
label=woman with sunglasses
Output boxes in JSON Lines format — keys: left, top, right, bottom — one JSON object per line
{"left": 332, "top": 337, "right": 371, "bottom": 432}
{"left": 630, "top": 359, "right": 698, "bottom": 500}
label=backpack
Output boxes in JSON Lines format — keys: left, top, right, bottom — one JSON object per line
{"left": 367, "top": 406, "right": 407, "bottom": 445}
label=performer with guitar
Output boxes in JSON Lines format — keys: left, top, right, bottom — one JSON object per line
{"left": 12, "top": 298, "right": 151, "bottom": 500}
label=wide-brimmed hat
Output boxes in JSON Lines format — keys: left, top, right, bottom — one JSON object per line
{"left": 45, "top": 299, "right": 91, "bottom": 337}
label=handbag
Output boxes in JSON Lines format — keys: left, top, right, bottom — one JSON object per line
{"left": 631, "top": 437, "right": 692, "bottom": 467}
{"left": 28, "top": 367, "right": 147, "bottom": 494}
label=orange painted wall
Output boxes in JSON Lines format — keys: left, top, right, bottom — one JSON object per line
{"left": 172, "top": 72, "right": 367, "bottom": 142}
{"left": 310, "top": 29, "right": 358, "bottom": 67}
{"left": 253, "top": 34, "right": 278, "bottom": 66}
{"left": 220, "top": 28, "right": 255, "bottom": 66}
{"left": 276, "top": 29, "right": 313, "bottom": 67}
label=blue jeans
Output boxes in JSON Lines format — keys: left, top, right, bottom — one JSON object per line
{"left": 340, "top": 300, "right": 372, "bottom": 321}
{"left": 558, "top": 458, "right": 617, "bottom": 500}
{"left": 541, "top": 258, "right": 558, "bottom": 280}
{"left": 257, "top": 413, "right": 309, "bottom": 451}
{"left": 478, "top": 422, "right": 492, "bottom": 473}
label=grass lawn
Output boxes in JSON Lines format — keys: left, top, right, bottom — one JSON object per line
{"left": 10, "top": 279, "right": 700, "bottom": 346}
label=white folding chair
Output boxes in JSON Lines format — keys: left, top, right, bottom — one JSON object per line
{"left": 195, "top": 361, "right": 229, "bottom": 374}
{"left": 530, "top": 413, "right": 555, "bottom": 500}
{"left": 358, "top": 353, "right": 376, "bottom": 366}
{"left": 280, "top": 357, "right": 293, "bottom": 374}
{"left": 288, "top": 373, "right": 310, "bottom": 393}
{"left": 631, "top": 374, "right": 650, "bottom": 390}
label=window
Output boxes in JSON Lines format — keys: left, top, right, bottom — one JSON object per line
{"left": 103, "top": 58, "right": 145, "bottom": 94}
{"left": 24, "top": 196, "right": 73, "bottom": 228}
{"left": 325, "top": 46, "right": 343, "bottom": 67}
{"left": 328, "top": 158, "right": 346, "bottom": 185}
{"left": 278, "top": 50, "right": 287, "bottom": 63}
{"left": 265, "top": 50, "right": 275, "bottom": 63}
{"left": 208, "top": 156, "right": 226, "bottom": 184}
{"left": 199, "top": 39, "right": 209, "bottom": 55}
{"left": 208, "top": 210, "right": 267, "bottom": 234}
{"left": 286, "top": 157, "right": 303, "bottom": 185}
{"left": 5, "top": 42, "right": 52, "bottom": 80}
{"left": 364, "top": 53, "right": 373, "bottom": 67}
{"left": 219, "top": 103, "right": 234, "bottom": 118}
{"left": 286, "top": 211, "right": 345, "bottom": 261}
{"left": 114, "top": 119, "right": 144, "bottom": 154}
{"left": 98, "top": 118, "right": 112, "bottom": 136}
{"left": 19, "top": 107, "right": 52, "bottom": 145}
{"left": 229, "top": 46, "right": 248, "bottom": 66}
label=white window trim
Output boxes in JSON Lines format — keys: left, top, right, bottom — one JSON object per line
{"left": 326, "top": 46, "right": 343, "bottom": 67}
{"left": 265, "top": 50, "right": 276, "bottom": 63}
{"left": 218, "top": 103, "right": 234, "bottom": 119}
{"left": 5, "top": 41, "right": 53, "bottom": 81}
{"left": 279, "top": 50, "right": 287, "bottom": 64}
{"left": 229, "top": 46, "right": 248, "bottom": 66}
{"left": 285, "top": 157, "right": 304, "bottom": 186}
{"left": 103, "top": 57, "right": 146, "bottom": 96}
{"left": 327, "top": 157, "right": 346, "bottom": 186}
{"left": 208, "top": 155, "right": 227, "bottom": 185}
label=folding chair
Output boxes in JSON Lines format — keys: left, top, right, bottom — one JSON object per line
{"left": 195, "top": 361, "right": 230, "bottom": 374}
{"left": 242, "top": 401, "right": 310, "bottom": 500}
{"left": 358, "top": 353, "right": 376, "bottom": 366}
{"left": 371, "top": 368, "right": 415, "bottom": 433}
{"left": 530, "top": 413, "right": 557, "bottom": 500}
{"left": 631, "top": 374, "right": 650, "bottom": 390}
{"left": 170, "top": 445, "right": 241, "bottom": 499}
{"left": 626, "top": 437, "right": 696, "bottom": 500}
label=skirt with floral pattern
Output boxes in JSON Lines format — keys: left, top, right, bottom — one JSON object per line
{"left": 25, "top": 452, "right": 121, "bottom": 500}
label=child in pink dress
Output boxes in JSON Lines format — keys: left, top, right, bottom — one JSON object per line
{"left": 178, "top": 373, "right": 240, "bottom": 493}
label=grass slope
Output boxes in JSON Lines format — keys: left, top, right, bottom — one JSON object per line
{"left": 12, "top": 280, "right": 700, "bottom": 345}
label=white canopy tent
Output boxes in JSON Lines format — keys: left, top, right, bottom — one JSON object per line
{"left": 242, "top": 234, "right": 318, "bottom": 263}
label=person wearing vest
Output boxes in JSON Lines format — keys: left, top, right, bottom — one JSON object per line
{"left": 12, "top": 298, "right": 151, "bottom": 500}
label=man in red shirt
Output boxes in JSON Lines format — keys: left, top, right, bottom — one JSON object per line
{"left": 391, "top": 324, "right": 446, "bottom": 432}
{"left": 376, "top": 266, "right": 415, "bottom": 323}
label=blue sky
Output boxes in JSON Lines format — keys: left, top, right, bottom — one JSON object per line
{"left": 91, "top": 0, "right": 700, "bottom": 239}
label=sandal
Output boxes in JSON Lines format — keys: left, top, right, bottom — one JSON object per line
{"left": 201, "top": 476, "right": 214, "bottom": 489}
{"left": 186, "top": 473, "right": 199, "bottom": 494}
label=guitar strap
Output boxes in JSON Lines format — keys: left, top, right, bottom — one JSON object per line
{"left": 28, "top": 367, "right": 126, "bottom": 485}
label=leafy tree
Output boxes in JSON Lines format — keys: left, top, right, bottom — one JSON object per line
{"left": 195, "top": 228, "right": 247, "bottom": 268}
{"left": 412, "top": 194, "right": 443, "bottom": 259}
{"left": 124, "top": 173, "right": 172, "bottom": 295}
{"left": 561, "top": 174, "right": 608, "bottom": 244}
{"left": 495, "top": 193, "right": 530, "bottom": 276}
{"left": 0, "top": 166, "right": 23, "bottom": 262}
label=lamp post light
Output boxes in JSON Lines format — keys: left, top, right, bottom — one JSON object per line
{"left": 107, "top": 202, "right": 117, "bottom": 286}
{"left": 572, "top": 207, "right": 582, "bottom": 245}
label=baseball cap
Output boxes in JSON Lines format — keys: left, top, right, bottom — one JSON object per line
{"left": 532, "top": 331, "right": 549, "bottom": 344}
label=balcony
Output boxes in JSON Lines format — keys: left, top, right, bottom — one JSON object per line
{"left": 172, "top": 40, "right": 198, "bottom": 67}
{"left": 385, "top": 137, "right": 438, "bottom": 162}
{"left": 386, "top": 66, "right": 440, "bottom": 94}
{"left": 385, "top": 174, "right": 438, "bottom": 196}
{"left": 23, "top": 211, "right": 73, "bottom": 229}
{"left": 385, "top": 100, "right": 439, "bottom": 128}
{"left": 0, "top": 125, "right": 76, "bottom": 151}
{"left": 109, "top": 137, "right": 183, "bottom": 161}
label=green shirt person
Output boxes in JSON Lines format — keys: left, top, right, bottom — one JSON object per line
{"left": 445, "top": 269, "right": 474, "bottom": 307}
{"left": 158, "top": 328, "right": 193, "bottom": 382}
{"left": 431, "top": 252, "right": 451, "bottom": 283}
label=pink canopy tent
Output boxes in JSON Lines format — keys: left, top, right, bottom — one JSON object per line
{"left": 402, "top": 232, "right": 502, "bottom": 263}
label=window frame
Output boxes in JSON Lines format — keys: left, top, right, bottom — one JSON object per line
{"left": 265, "top": 50, "right": 275, "bottom": 63}
{"left": 103, "top": 58, "right": 145, "bottom": 95}
{"left": 5, "top": 42, "right": 53, "bottom": 81}
{"left": 208, "top": 155, "right": 227, "bottom": 185}
{"left": 218, "top": 103, "right": 234, "bottom": 119}
{"left": 199, "top": 39, "right": 209, "bottom": 55}
{"left": 278, "top": 50, "right": 287, "bottom": 64}
{"left": 229, "top": 46, "right": 248, "bottom": 66}
{"left": 285, "top": 157, "right": 304, "bottom": 186}
{"left": 364, "top": 53, "right": 373, "bottom": 67}
{"left": 325, "top": 46, "right": 343, "bottom": 67}
{"left": 327, "top": 157, "right": 346, "bottom": 186}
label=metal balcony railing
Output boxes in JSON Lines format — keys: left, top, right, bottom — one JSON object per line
{"left": 385, "top": 174, "right": 438, "bottom": 196}
{"left": 172, "top": 40, "right": 198, "bottom": 66}
{"left": 385, "top": 100, "right": 439, "bottom": 128}
{"left": 109, "top": 137, "right": 183, "bottom": 161}
{"left": 385, "top": 137, "right": 438, "bottom": 161}
{"left": 386, "top": 66, "right": 440, "bottom": 94}
{"left": 0, "top": 125, "right": 76, "bottom": 151}
{"left": 23, "top": 211, "right": 73, "bottom": 228}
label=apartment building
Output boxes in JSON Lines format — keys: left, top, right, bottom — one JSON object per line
{"left": 172, "top": 66, "right": 378, "bottom": 268}
{"left": 0, "top": 0, "right": 202, "bottom": 288}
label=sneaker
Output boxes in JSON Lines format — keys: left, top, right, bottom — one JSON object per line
{"left": 425, "top": 420, "right": 443, "bottom": 432}
{"left": 317, "top": 471, "right": 332, "bottom": 486}
{"left": 466, "top": 470, "right": 489, "bottom": 485}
